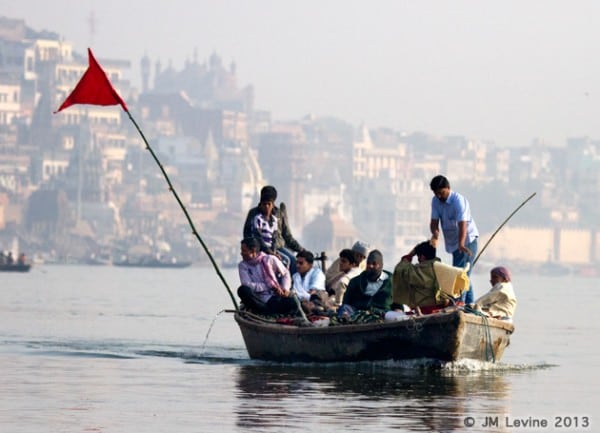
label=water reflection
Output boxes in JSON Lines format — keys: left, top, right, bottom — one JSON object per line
{"left": 235, "top": 363, "right": 511, "bottom": 432}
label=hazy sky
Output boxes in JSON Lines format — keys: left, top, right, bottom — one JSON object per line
{"left": 3, "top": 1, "right": 600, "bottom": 147}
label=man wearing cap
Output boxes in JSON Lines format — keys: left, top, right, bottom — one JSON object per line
{"left": 325, "top": 241, "right": 369, "bottom": 293}
{"left": 472, "top": 266, "right": 517, "bottom": 321}
{"left": 337, "top": 249, "right": 393, "bottom": 318}
{"left": 243, "top": 185, "right": 305, "bottom": 274}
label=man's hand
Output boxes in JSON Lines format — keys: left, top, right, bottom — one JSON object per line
{"left": 429, "top": 230, "right": 440, "bottom": 248}
{"left": 458, "top": 244, "right": 472, "bottom": 256}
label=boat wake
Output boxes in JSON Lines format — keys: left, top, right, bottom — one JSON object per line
{"left": 4, "top": 338, "right": 555, "bottom": 372}
{"left": 246, "top": 357, "right": 555, "bottom": 373}
{"left": 3, "top": 338, "right": 249, "bottom": 364}
{"left": 436, "top": 358, "right": 556, "bottom": 373}
{"left": 371, "top": 357, "right": 556, "bottom": 372}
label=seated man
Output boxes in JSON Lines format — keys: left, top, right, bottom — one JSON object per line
{"left": 325, "top": 240, "right": 369, "bottom": 294}
{"left": 338, "top": 250, "right": 393, "bottom": 319}
{"left": 291, "top": 250, "right": 327, "bottom": 313}
{"left": 237, "top": 237, "right": 298, "bottom": 315}
{"left": 472, "top": 266, "right": 517, "bottom": 321}
{"left": 327, "top": 248, "right": 362, "bottom": 306}
{"left": 392, "top": 240, "right": 470, "bottom": 312}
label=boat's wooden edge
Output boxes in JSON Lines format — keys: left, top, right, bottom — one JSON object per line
{"left": 460, "top": 310, "right": 515, "bottom": 332}
{"left": 234, "top": 308, "right": 514, "bottom": 334}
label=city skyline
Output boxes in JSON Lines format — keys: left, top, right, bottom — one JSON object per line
{"left": 4, "top": 1, "right": 600, "bottom": 149}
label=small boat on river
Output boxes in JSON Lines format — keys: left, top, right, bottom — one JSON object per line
{"left": 113, "top": 256, "right": 192, "bottom": 268}
{"left": 0, "top": 263, "right": 31, "bottom": 273}
{"left": 234, "top": 308, "right": 513, "bottom": 363}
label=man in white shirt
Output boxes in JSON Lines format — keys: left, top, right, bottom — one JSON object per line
{"left": 292, "top": 250, "right": 327, "bottom": 313}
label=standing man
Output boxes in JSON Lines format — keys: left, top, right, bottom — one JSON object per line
{"left": 429, "top": 175, "right": 479, "bottom": 304}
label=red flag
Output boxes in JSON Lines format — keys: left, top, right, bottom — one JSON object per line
{"left": 55, "top": 48, "right": 128, "bottom": 113}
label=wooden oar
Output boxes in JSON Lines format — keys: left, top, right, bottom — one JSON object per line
{"left": 290, "top": 291, "right": 311, "bottom": 324}
{"left": 127, "top": 112, "right": 238, "bottom": 310}
{"left": 473, "top": 192, "right": 537, "bottom": 268}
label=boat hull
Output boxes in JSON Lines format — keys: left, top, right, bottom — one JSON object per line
{"left": 0, "top": 264, "right": 31, "bottom": 272}
{"left": 234, "top": 310, "right": 513, "bottom": 363}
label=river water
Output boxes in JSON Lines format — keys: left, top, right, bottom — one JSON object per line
{"left": 0, "top": 264, "right": 597, "bottom": 432}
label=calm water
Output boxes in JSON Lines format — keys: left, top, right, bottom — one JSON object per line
{"left": 1, "top": 264, "right": 598, "bottom": 432}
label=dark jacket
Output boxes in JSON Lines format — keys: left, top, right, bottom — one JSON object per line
{"left": 341, "top": 270, "right": 393, "bottom": 315}
{"left": 243, "top": 202, "right": 303, "bottom": 254}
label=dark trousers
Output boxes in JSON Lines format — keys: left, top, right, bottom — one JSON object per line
{"left": 452, "top": 238, "right": 478, "bottom": 304}
{"left": 238, "top": 285, "right": 298, "bottom": 315}
{"left": 277, "top": 247, "right": 297, "bottom": 274}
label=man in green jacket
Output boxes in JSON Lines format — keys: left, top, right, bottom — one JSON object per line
{"left": 392, "top": 241, "right": 442, "bottom": 309}
{"left": 337, "top": 250, "right": 392, "bottom": 319}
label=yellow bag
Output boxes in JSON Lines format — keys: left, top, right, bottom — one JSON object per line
{"left": 392, "top": 260, "right": 470, "bottom": 308}
{"left": 433, "top": 261, "right": 470, "bottom": 298}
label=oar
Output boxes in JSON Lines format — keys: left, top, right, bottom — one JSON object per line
{"left": 290, "top": 290, "right": 311, "bottom": 324}
{"left": 473, "top": 192, "right": 537, "bottom": 268}
{"left": 127, "top": 112, "right": 238, "bottom": 311}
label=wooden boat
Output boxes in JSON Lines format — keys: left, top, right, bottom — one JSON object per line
{"left": 234, "top": 308, "right": 514, "bottom": 363}
{"left": 538, "top": 260, "right": 570, "bottom": 276}
{"left": 0, "top": 263, "right": 31, "bottom": 272}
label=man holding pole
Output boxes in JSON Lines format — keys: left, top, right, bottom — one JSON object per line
{"left": 429, "top": 175, "right": 479, "bottom": 304}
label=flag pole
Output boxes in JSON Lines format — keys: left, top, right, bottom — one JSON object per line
{"left": 54, "top": 48, "right": 238, "bottom": 310}
{"left": 126, "top": 111, "right": 239, "bottom": 310}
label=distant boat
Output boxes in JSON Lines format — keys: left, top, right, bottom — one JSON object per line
{"left": 113, "top": 256, "right": 192, "bottom": 269}
{"left": 85, "top": 254, "right": 112, "bottom": 266}
{"left": 538, "top": 261, "right": 570, "bottom": 276}
{"left": 576, "top": 264, "right": 600, "bottom": 278}
{"left": 0, "top": 263, "right": 31, "bottom": 273}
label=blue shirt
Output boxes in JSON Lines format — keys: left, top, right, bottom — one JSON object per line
{"left": 431, "top": 190, "right": 479, "bottom": 254}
